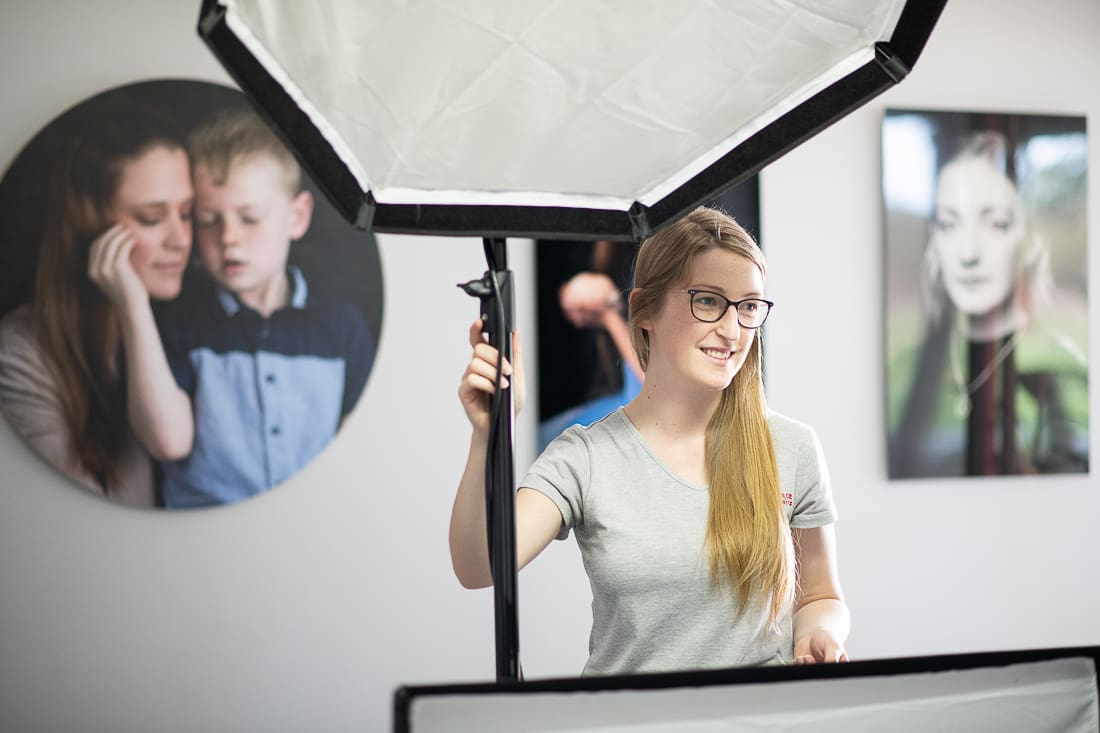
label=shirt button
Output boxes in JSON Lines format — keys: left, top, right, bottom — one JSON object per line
{"left": 266, "top": 373, "right": 276, "bottom": 384}
{"left": 271, "top": 426, "right": 281, "bottom": 436}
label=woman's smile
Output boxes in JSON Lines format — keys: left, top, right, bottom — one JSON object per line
{"left": 701, "top": 347, "right": 734, "bottom": 362}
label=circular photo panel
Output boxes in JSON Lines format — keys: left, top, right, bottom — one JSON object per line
{"left": 0, "top": 79, "right": 383, "bottom": 510}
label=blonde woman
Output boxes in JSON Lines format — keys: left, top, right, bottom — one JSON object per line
{"left": 451, "top": 206, "right": 849, "bottom": 675}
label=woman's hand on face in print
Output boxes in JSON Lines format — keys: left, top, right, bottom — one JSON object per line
{"left": 87, "top": 223, "right": 148, "bottom": 311}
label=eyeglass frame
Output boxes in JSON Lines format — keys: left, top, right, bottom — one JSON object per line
{"left": 664, "top": 289, "right": 775, "bottom": 328}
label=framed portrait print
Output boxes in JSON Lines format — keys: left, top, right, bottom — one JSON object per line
{"left": 883, "top": 108, "right": 1088, "bottom": 478}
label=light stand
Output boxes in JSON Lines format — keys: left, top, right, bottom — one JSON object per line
{"left": 458, "top": 237, "right": 520, "bottom": 681}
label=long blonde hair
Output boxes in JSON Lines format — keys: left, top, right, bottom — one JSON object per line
{"left": 629, "top": 207, "right": 793, "bottom": 627}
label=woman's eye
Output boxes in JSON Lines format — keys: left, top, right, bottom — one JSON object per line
{"left": 136, "top": 216, "right": 161, "bottom": 227}
{"left": 242, "top": 216, "right": 260, "bottom": 226}
{"left": 742, "top": 301, "right": 759, "bottom": 313}
{"left": 695, "top": 295, "right": 717, "bottom": 307}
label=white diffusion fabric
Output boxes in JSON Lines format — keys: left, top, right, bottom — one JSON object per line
{"left": 407, "top": 657, "right": 1100, "bottom": 733}
{"left": 221, "top": 0, "right": 907, "bottom": 210}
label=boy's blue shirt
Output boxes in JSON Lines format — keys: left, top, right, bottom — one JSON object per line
{"left": 154, "top": 266, "right": 375, "bottom": 508}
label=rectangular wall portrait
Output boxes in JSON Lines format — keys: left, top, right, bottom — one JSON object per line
{"left": 535, "top": 180, "right": 760, "bottom": 452}
{"left": 883, "top": 109, "right": 1089, "bottom": 478}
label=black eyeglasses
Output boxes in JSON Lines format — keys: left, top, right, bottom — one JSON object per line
{"left": 666, "top": 290, "right": 774, "bottom": 328}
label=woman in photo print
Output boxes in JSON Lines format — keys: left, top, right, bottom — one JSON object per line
{"left": 0, "top": 95, "right": 193, "bottom": 506}
{"left": 887, "top": 114, "right": 1089, "bottom": 477}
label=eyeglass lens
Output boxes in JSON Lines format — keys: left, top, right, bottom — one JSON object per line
{"left": 690, "top": 291, "right": 770, "bottom": 327}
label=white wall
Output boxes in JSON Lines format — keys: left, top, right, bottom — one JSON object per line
{"left": 0, "top": 1, "right": 1096, "bottom": 731}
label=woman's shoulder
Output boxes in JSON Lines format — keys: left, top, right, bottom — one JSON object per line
{"left": 0, "top": 304, "right": 34, "bottom": 336}
{"left": 542, "top": 407, "right": 629, "bottom": 454}
{"left": 0, "top": 305, "right": 43, "bottom": 359}
{"left": 0, "top": 305, "right": 63, "bottom": 409}
{"left": 765, "top": 408, "right": 818, "bottom": 443}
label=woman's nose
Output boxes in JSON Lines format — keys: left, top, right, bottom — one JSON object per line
{"left": 715, "top": 306, "right": 743, "bottom": 338}
{"left": 166, "top": 212, "right": 191, "bottom": 249}
{"left": 957, "top": 226, "right": 981, "bottom": 267}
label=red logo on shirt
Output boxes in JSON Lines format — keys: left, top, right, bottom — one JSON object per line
{"left": 781, "top": 492, "right": 793, "bottom": 507}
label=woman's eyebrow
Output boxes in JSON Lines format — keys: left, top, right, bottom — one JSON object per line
{"left": 690, "top": 283, "right": 763, "bottom": 298}
{"left": 127, "top": 201, "right": 170, "bottom": 211}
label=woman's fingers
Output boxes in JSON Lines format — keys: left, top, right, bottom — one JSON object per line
{"left": 468, "top": 318, "right": 485, "bottom": 348}
{"left": 793, "top": 631, "right": 849, "bottom": 664}
{"left": 466, "top": 345, "right": 512, "bottom": 389}
{"left": 460, "top": 319, "right": 524, "bottom": 429}
{"left": 87, "top": 224, "right": 126, "bottom": 278}
{"left": 88, "top": 223, "right": 147, "bottom": 308}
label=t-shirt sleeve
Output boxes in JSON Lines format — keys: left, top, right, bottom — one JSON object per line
{"left": 518, "top": 425, "right": 590, "bottom": 541}
{"left": 789, "top": 422, "right": 837, "bottom": 529}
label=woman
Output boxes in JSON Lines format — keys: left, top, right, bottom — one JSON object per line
{"left": 890, "top": 129, "right": 1089, "bottom": 477}
{"left": 0, "top": 98, "right": 193, "bottom": 506}
{"left": 452, "top": 207, "right": 849, "bottom": 675}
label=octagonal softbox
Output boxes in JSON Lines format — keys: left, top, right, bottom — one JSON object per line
{"left": 197, "top": 0, "right": 946, "bottom": 240}
{"left": 195, "top": 0, "right": 948, "bottom": 683}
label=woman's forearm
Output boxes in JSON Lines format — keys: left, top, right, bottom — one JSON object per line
{"left": 118, "top": 302, "right": 194, "bottom": 460}
{"left": 449, "top": 431, "right": 493, "bottom": 588}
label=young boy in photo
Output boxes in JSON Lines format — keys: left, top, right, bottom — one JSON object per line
{"left": 146, "top": 107, "right": 375, "bottom": 508}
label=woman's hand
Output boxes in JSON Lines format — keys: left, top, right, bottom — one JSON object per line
{"left": 559, "top": 272, "right": 621, "bottom": 328}
{"left": 87, "top": 223, "right": 147, "bottom": 311}
{"left": 458, "top": 319, "right": 525, "bottom": 435}
{"left": 793, "top": 628, "right": 849, "bottom": 664}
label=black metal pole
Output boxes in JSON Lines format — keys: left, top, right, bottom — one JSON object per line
{"left": 459, "top": 237, "right": 520, "bottom": 681}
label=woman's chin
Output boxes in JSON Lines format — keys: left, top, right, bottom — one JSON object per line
{"left": 146, "top": 282, "right": 183, "bottom": 302}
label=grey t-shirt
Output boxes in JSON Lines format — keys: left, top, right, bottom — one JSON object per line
{"left": 520, "top": 407, "right": 836, "bottom": 676}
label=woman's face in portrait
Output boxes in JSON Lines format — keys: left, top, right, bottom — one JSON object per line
{"left": 110, "top": 145, "right": 194, "bottom": 300}
{"left": 930, "top": 155, "right": 1025, "bottom": 316}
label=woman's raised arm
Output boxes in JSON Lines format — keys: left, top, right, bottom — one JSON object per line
{"left": 449, "top": 319, "right": 562, "bottom": 588}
